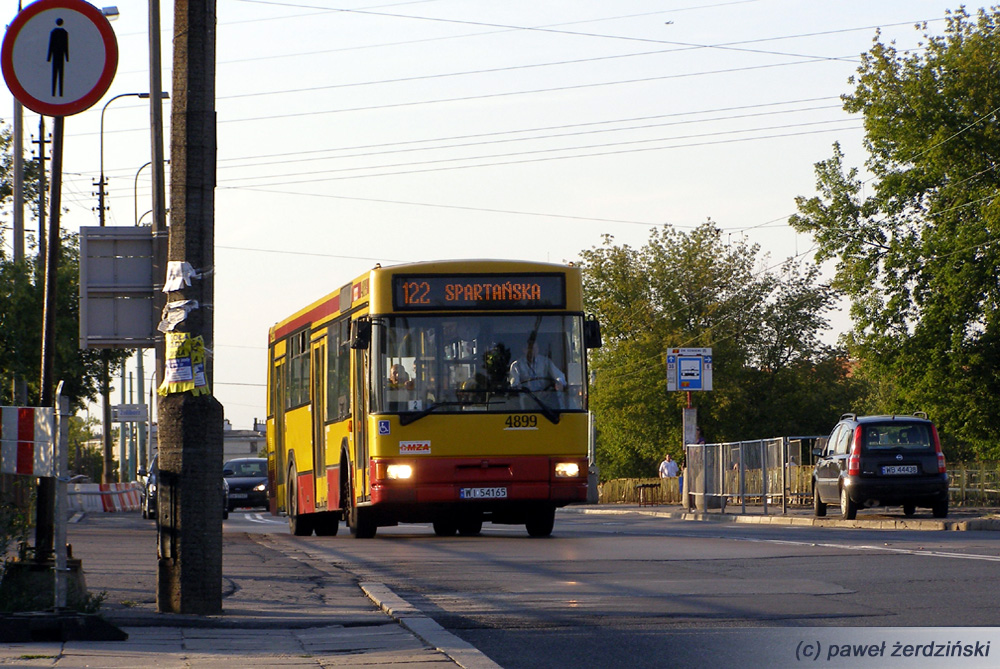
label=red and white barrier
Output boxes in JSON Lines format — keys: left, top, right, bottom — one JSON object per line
{"left": 68, "top": 482, "right": 142, "bottom": 513}
{"left": 0, "top": 406, "right": 55, "bottom": 477}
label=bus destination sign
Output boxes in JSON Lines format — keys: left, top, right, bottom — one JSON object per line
{"left": 393, "top": 274, "right": 566, "bottom": 310}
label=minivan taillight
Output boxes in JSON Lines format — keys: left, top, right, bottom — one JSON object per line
{"left": 932, "top": 425, "right": 946, "bottom": 473}
{"left": 848, "top": 425, "right": 862, "bottom": 476}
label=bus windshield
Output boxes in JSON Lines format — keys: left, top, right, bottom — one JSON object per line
{"left": 373, "top": 314, "right": 586, "bottom": 420}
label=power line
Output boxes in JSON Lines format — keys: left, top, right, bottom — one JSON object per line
{"left": 220, "top": 56, "right": 860, "bottom": 126}
{"left": 222, "top": 100, "right": 844, "bottom": 168}
{"left": 216, "top": 120, "right": 863, "bottom": 187}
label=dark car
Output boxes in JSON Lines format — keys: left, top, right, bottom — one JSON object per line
{"left": 140, "top": 452, "right": 230, "bottom": 520}
{"left": 138, "top": 453, "right": 158, "bottom": 519}
{"left": 812, "top": 413, "right": 948, "bottom": 520}
{"left": 223, "top": 457, "right": 269, "bottom": 512}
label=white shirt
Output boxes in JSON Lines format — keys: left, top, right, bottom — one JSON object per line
{"left": 509, "top": 353, "right": 566, "bottom": 392}
{"left": 659, "top": 459, "right": 679, "bottom": 477}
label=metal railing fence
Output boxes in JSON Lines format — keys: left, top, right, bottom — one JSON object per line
{"left": 684, "top": 437, "right": 823, "bottom": 514}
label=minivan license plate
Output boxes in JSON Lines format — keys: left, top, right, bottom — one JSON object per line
{"left": 881, "top": 465, "right": 918, "bottom": 475}
{"left": 460, "top": 487, "right": 507, "bottom": 500}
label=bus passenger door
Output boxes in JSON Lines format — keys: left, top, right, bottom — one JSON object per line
{"left": 312, "top": 341, "right": 327, "bottom": 507}
{"left": 271, "top": 356, "right": 286, "bottom": 514}
{"left": 353, "top": 346, "right": 369, "bottom": 502}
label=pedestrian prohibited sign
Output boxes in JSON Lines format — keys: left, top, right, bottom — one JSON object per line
{"left": 1, "top": 0, "right": 117, "bottom": 117}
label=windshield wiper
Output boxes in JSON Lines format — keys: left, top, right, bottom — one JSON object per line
{"left": 398, "top": 401, "right": 463, "bottom": 426}
{"left": 510, "top": 388, "right": 561, "bottom": 424}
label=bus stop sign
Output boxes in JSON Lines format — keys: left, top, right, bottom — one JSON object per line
{"left": 666, "top": 347, "right": 713, "bottom": 392}
{"left": 1, "top": 0, "right": 117, "bottom": 117}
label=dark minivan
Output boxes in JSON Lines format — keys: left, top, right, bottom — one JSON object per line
{"left": 812, "top": 413, "right": 948, "bottom": 519}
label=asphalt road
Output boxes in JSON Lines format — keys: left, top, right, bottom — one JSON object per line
{"left": 231, "top": 507, "right": 1000, "bottom": 668}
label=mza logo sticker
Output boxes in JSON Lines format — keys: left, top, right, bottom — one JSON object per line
{"left": 399, "top": 441, "right": 431, "bottom": 455}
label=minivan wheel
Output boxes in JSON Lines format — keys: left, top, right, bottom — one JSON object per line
{"left": 932, "top": 496, "right": 948, "bottom": 519}
{"left": 813, "top": 486, "right": 827, "bottom": 517}
{"left": 840, "top": 486, "right": 858, "bottom": 520}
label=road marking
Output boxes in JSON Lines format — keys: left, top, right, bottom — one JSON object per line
{"left": 750, "top": 538, "right": 1000, "bottom": 562}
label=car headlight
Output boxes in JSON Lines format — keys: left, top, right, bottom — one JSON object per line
{"left": 253, "top": 482, "right": 267, "bottom": 492}
{"left": 554, "top": 462, "right": 581, "bottom": 478}
{"left": 386, "top": 464, "right": 413, "bottom": 480}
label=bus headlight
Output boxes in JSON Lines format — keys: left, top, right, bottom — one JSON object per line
{"left": 386, "top": 464, "right": 413, "bottom": 480}
{"left": 554, "top": 462, "right": 580, "bottom": 478}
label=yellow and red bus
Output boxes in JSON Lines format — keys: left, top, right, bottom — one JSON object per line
{"left": 266, "top": 259, "right": 601, "bottom": 538}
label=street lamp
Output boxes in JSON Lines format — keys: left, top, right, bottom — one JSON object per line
{"left": 97, "top": 91, "right": 168, "bottom": 227}
{"left": 95, "top": 90, "right": 167, "bottom": 482}
{"left": 134, "top": 160, "right": 150, "bottom": 226}
{"left": 135, "top": 159, "right": 170, "bottom": 226}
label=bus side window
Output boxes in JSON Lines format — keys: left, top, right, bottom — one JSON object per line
{"left": 326, "top": 319, "right": 352, "bottom": 422}
{"left": 286, "top": 329, "right": 310, "bottom": 409}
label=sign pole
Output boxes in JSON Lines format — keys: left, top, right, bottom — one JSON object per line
{"left": 3, "top": 0, "right": 119, "bottom": 566}
{"left": 35, "top": 115, "right": 63, "bottom": 563}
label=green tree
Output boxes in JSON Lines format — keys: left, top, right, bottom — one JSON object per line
{"left": 580, "top": 223, "right": 856, "bottom": 479}
{"left": 0, "top": 121, "right": 128, "bottom": 412}
{"left": 67, "top": 415, "right": 108, "bottom": 480}
{"left": 0, "top": 122, "right": 41, "bottom": 217}
{"left": 0, "top": 232, "right": 124, "bottom": 409}
{"left": 790, "top": 8, "right": 1000, "bottom": 458}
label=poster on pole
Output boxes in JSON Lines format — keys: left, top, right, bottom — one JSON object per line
{"left": 666, "top": 347, "right": 713, "bottom": 392}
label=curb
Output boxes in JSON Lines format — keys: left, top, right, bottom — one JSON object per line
{"left": 362, "top": 582, "right": 502, "bottom": 669}
{"left": 567, "top": 505, "right": 1000, "bottom": 531}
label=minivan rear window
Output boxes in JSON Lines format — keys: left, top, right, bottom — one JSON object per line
{"left": 861, "top": 423, "right": 932, "bottom": 451}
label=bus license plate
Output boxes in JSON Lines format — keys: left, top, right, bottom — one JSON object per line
{"left": 881, "top": 465, "right": 918, "bottom": 475}
{"left": 460, "top": 487, "right": 507, "bottom": 500}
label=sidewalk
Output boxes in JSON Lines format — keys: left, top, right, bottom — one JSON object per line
{"left": 0, "top": 513, "right": 499, "bottom": 668}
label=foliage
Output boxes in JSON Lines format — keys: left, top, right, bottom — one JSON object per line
{"left": 0, "top": 478, "right": 32, "bottom": 592}
{"left": 580, "top": 223, "right": 860, "bottom": 479}
{"left": 68, "top": 415, "right": 109, "bottom": 480}
{"left": 0, "top": 232, "right": 128, "bottom": 410}
{"left": 1, "top": 119, "right": 131, "bottom": 410}
{"left": 790, "top": 8, "right": 1000, "bottom": 458}
{"left": 0, "top": 122, "right": 41, "bottom": 218}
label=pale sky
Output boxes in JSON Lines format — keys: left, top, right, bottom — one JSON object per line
{"left": 0, "top": 0, "right": 969, "bottom": 430}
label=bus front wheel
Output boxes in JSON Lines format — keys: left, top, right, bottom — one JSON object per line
{"left": 347, "top": 486, "right": 377, "bottom": 538}
{"left": 433, "top": 518, "right": 457, "bottom": 536}
{"left": 525, "top": 504, "right": 555, "bottom": 537}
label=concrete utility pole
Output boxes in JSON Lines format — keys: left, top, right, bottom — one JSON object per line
{"left": 32, "top": 118, "right": 47, "bottom": 264}
{"left": 156, "top": 0, "right": 224, "bottom": 615}
{"left": 11, "top": 95, "right": 26, "bottom": 406}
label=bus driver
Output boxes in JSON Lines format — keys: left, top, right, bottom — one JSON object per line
{"left": 509, "top": 339, "right": 565, "bottom": 393}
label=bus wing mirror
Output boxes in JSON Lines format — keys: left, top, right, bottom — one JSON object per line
{"left": 350, "top": 319, "right": 371, "bottom": 349}
{"left": 584, "top": 316, "right": 602, "bottom": 349}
